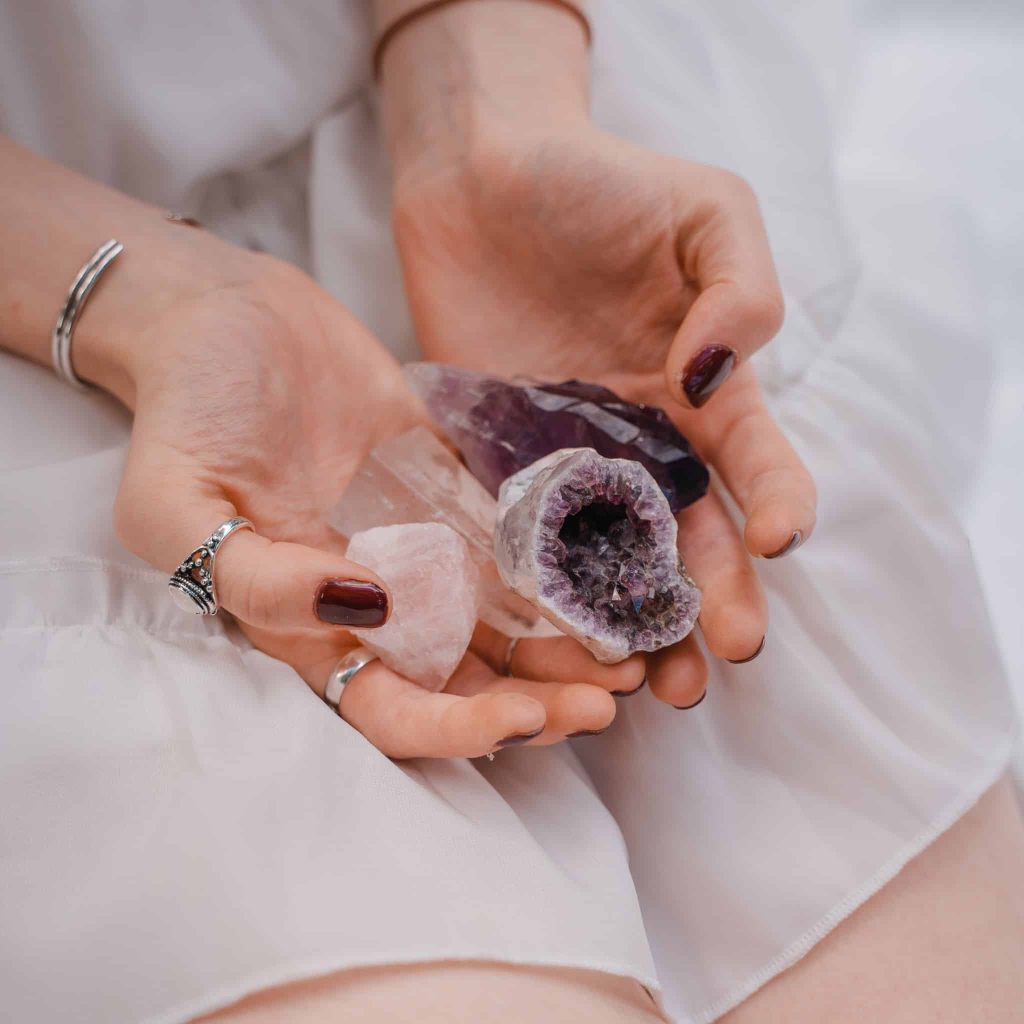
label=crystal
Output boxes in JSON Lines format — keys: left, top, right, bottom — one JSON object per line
{"left": 346, "top": 523, "right": 480, "bottom": 691}
{"left": 495, "top": 448, "right": 701, "bottom": 663}
{"left": 404, "top": 363, "right": 709, "bottom": 512}
{"left": 331, "top": 426, "right": 559, "bottom": 639}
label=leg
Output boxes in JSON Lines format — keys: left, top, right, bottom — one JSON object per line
{"left": 720, "top": 776, "right": 1024, "bottom": 1023}
{"left": 197, "top": 962, "right": 665, "bottom": 1024}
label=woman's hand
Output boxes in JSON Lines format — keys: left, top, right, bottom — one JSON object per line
{"left": 106, "top": 250, "right": 631, "bottom": 756}
{"left": 377, "top": 4, "right": 817, "bottom": 707}
{"left": 0, "top": 135, "right": 624, "bottom": 757}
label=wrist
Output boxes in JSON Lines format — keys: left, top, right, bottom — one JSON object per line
{"left": 73, "top": 221, "right": 270, "bottom": 407}
{"left": 377, "top": 0, "right": 591, "bottom": 191}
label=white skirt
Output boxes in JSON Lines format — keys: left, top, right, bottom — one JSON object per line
{"left": 0, "top": 2, "right": 1018, "bottom": 1022}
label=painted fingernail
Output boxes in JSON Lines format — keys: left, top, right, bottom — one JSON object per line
{"left": 727, "top": 634, "right": 766, "bottom": 664}
{"left": 673, "top": 690, "right": 707, "bottom": 710}
{"left": 611, "top": 675, "right": 647, "bottom": 698}
{"left": 765, "top": 531, "right": 803, "bottom": 559}
{"left": 567, "top": 727, "right": 609, "bottom": 738}
{"left": 681, "top": 344, "right": 737, "bottom": 408}
{"left": 315, "top": 579, "right": 388, "bottom": 627}
{"left": 497, "top": 727, "right": 544, "bottom": 748}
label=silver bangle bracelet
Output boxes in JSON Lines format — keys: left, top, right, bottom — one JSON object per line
{"left": 51, "top": 239, "right": 124, "bottom": 390}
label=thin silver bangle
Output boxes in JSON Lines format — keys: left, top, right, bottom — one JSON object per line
{"left": 51, "top": 239, "right": 124, "bottom": 390}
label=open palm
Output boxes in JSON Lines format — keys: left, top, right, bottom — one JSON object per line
{"left": 114, "top": 262, "right": 624, "bottom": 755}
{"left": 393, "top": 127, "right": 817, "bottom": 706}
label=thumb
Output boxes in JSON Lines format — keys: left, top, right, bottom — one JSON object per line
{"left": 664, "top": 171, "right": 785, "bottom": 409}
{"left": 115, "top": 454, "right": 389, "bottom": 633}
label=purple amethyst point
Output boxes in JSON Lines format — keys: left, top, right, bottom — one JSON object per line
{"left": 495, "top": 449, "right": 701, "bottom": 663}
{"left": 403, "top": 362, "right": 709, "bottom": 512}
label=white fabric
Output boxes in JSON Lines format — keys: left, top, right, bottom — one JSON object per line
{"left": 0, "top": 2, "right": 1020, "bottom": 1023}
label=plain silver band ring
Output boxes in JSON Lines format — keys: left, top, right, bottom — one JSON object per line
{"left": 324, "top": 647, "right": 380, "bottom": 713}
{"left": 167, "top": 517, "right": 254, "bottom": 615}
{"left": 501, "top": 636, "right": 521, "bottom": 677}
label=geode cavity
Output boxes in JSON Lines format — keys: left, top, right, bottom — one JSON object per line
{"left": 404, "top": 363, "right": 709, "bottom": 513}
{"left": 495, "top": 448, "right": 701, "bottom": 663}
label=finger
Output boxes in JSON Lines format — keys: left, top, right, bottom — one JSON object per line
{"left": 115, "top": 443, "right": 390, "bottom": 633}
{"left": 668, "top": 365, "right": 817, "bottom": 557}
{"left": 447, "top": 662, "right": 617, "bottom": 743}
{"left": 677, "top": 487, "right": 768, "bottom": 663}
{"left": 337, "top": 652, "right": 547, "bottom": 760}
{"left": 647, "top": 633, "right": 709, "bottom": 708}
{"left": 665, "top": 172, "right": 785, "bottom": 409}
{"left": 472, "top": 625, "right": 646, "bottom": 696}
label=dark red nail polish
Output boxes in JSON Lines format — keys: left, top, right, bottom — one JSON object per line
{"left": 765, "top": 531, "right": 802, "bottom": 559}
{"left": 673, "top": 690, "right": 707, "bottom": 710}
{"left": 315, "top": 579, "right": 388, "bottom": 627}
{"left": 726, "top": 635, "right": 766, "bottom": 664}
{"left": 567, "top": 727, "right": 609, "bottom": 738}
{"left": 681, "top": 344, "right": 737, "bottom": 408}
{"left": 611, "top": 675, "right": 647, "bottom": 698}
{"left": 497, "top": 727, "right": 544, "bottom": 748}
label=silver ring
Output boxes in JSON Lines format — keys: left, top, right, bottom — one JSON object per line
{"left": 500, "top": 636, "right": 520, "bottom": 677}
{"left": 167, "top": 517, "right": 254, "bottom": 615}
{"left": 324, "top": 647, "right": 380, "bottom": 713}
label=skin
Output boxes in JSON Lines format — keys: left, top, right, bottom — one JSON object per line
{"left": 198, "top": 962, "right": 666, "bottom": 1023}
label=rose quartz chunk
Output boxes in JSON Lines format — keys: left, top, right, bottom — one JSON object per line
{"left": 332, "top": 426, "right": 558, "bottom": 639}
{"left": 346, "top": 523, "right": 479, "bottom": 691}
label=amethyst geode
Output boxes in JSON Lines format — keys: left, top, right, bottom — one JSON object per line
{"left": 495, "top": 448, "right": 701, "bottom": 663}
{"left": 404, "top": 363, "right": 709, "bottom": 513}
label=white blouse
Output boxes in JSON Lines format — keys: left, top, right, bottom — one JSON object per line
{"left": 0, "top": 2, "right": 1017, "bottom": 1022}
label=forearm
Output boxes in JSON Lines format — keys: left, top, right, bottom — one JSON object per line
{"left": 0, "top": 137, "right": 258, "bottom": 405}
{"left": 373, "top": 0, "right": 591, "bottom": 183}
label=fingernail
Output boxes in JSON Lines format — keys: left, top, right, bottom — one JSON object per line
{"left": 611, "top": 675, "right": 647, "bottom": 698}
{"left": 497, "top": 727, "right": 544, "bottom": 748}
{"left": 567, "top": 727, "right": 609, "bottom": 738}
{"left": 727, "top": 634, "right": 766, "bottom": 664}
{"left": 681, "top": 344, "right": 737, "bottom": 408}
{"left": 674, "top": 690, "right": 707, "bottom": 710}
{"left": 315, "top": 579, "right": 388, "bottom": 627}
{"left": 765, "top": 531, "right": 803, "bottom": 559}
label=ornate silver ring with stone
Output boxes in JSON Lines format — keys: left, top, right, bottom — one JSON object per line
{"left": 167, "top": 517, "right": 254, "bottom": 615}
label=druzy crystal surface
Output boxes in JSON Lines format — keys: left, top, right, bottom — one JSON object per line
{"left": 495, "top": 448, "right": 701, "bottom": 663}
{"left": 331, "top": 426, "right": 558, "bottom": 638}
{"left": 404, "top": 363, "right": 709, "bottom": 513}
{"left": 347, "top": 523, "right": 479, "bottom": 690}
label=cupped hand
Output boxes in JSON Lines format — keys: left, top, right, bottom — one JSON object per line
{"left": 392, "top": 125, "right": 817, "bottom": 706}
{"left": 101, "top": 238, "right": 622, "bottom": 756}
